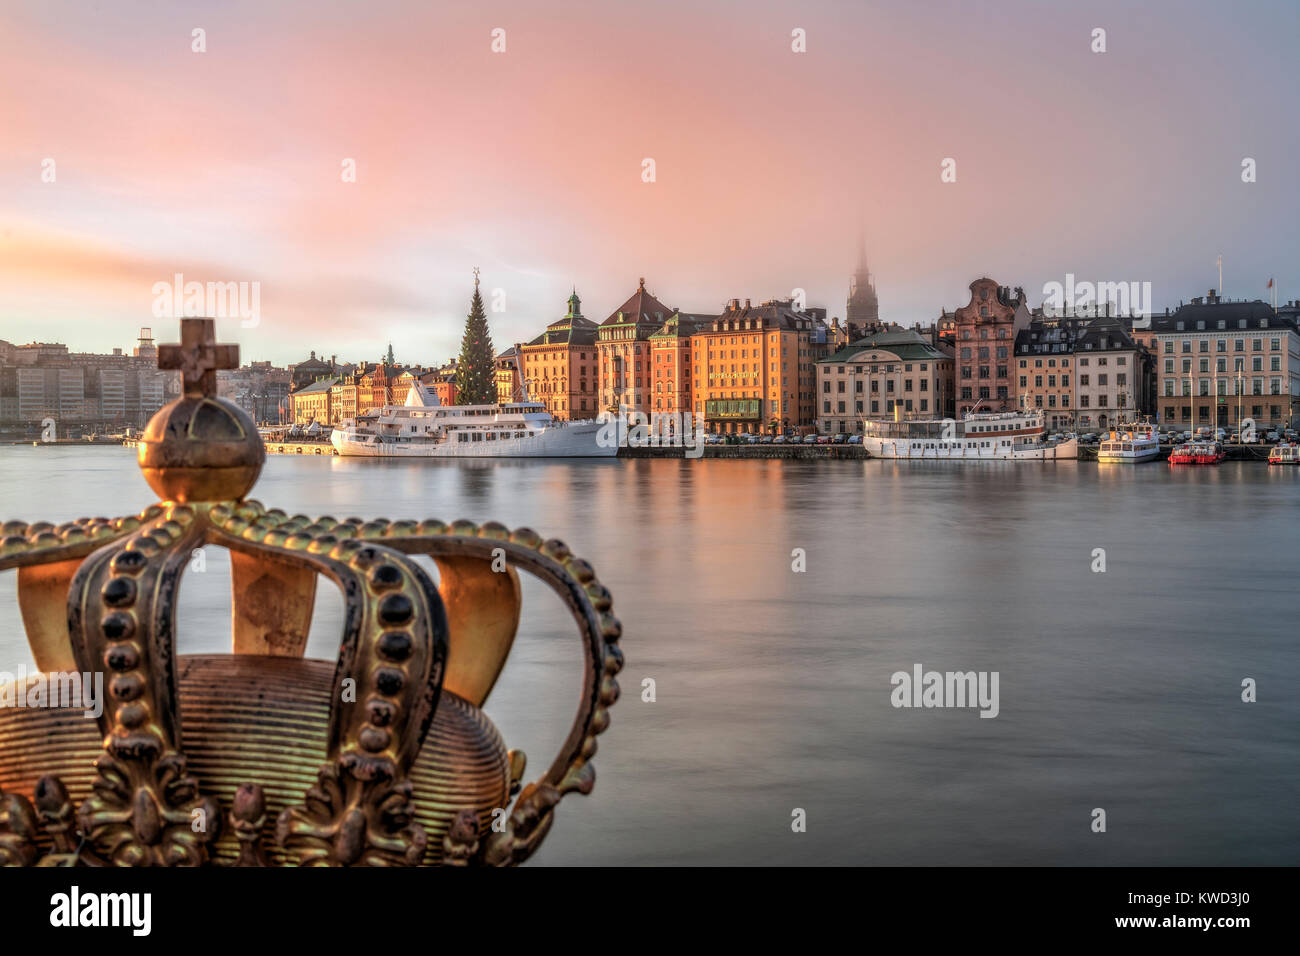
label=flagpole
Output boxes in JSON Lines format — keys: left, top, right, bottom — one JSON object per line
{"left": 1217, "top": 255, "right": 1222, "bottom": 296}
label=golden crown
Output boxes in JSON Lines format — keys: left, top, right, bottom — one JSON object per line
{"left": 0, "top": 318, "right": 622, "bottom": 867}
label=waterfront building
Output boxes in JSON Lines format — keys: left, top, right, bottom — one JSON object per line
{"left": 1072, "top": 315, "right": 1154, "bottom": 432}
{"left": 290, "top": 376, "right": 336, "bottom": 425}
{"left": 690, "top": 297, "right": 823, "bottom": 435}
{"left": 951, "top": 279, "right": 1031, "bottom": 417}
{"left": 0, "top": 329, "right": 173, "bottom": 431}
{"left": 494, "top": 346, "right": 524, "bottom": 404}
{"left": 596, "top": 278, "right": 676, "bottom": 416}
{"left": 217, "top": 361, "right": 292, "bottom": 424}
{"left": 357, "top": 363, "right": 410, "bottom": 414}
{"left": 420, "top": 363, "right": 458, "bottom": 407}
{"left": 520, "top": 291, "right": 599, "bottom": 420}
{"left": 289, "top": 351, "right": 344, "bottom": 391}
{"left": 1151, "top": 293, "right": 1300, "bottom": 430}
{"left": 815, "top": 328, "right": 954, "bottom": 435}
{"left": 650, "top": 311, "right": 712, "bottom": 418}
{"left": 1013, "top": 317, "right": 1086, "bottom": 431}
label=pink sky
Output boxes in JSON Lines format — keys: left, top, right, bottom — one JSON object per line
{"left": 1, "top": 0, "right": 1296, "bottom": 365}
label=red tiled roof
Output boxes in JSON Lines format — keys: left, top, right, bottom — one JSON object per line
{"left": 600, "top": 277, "right": 674, "bottom": 328}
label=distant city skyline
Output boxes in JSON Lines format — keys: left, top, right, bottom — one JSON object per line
{"left": 2, "top": 0, "right": 1297, "bottom": 366}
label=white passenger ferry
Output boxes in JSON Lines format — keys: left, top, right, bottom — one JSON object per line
{"left": 860, "top": 410, "right": 1077, "bottom": 460}
{"left": 1096, "top": 422, "right": 1161, "bottom": 463}
{"left": 330, "top": 381, "right": 615, "bottom": 458}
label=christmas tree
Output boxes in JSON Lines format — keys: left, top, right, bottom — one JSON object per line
{"left": 455, "top": 268, "right": 497, "bottom": 405}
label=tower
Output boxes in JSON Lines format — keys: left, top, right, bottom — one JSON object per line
{"left": 846, "top": 234, "right": 879, "bottom": 328}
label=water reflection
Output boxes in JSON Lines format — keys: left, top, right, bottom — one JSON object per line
{"left": 1, "top": 448, "right": 1297, "bottom": 864}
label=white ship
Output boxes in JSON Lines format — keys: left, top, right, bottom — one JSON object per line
{"left": 1096, "top": 421, "right": 1161, "bottom": 463}
{"left": 330, "top": 381, "right": 616, "bottom": 458}
{"left": 861, "top": 410, "right": 1077, "bottom": 460}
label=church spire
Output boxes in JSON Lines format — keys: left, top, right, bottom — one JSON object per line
{"left": 847, "top": 227, "right": 879, "bottom": 327}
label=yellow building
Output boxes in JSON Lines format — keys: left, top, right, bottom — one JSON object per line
{"left": 522, "top": 291, "right": 599, "bottom": 420}
{"left": 290, "top": 377, "right": 335, "bottom": 424}
{"left": 690, "top": 298, "right": 823, "bottom": 435}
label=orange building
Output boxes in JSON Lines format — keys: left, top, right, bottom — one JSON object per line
{"left": 690, "top": 297, "right": 823, "bottom": 435}
{"left": 420, "top": 365, "right": 457, "bottom": 406}
{"left": 597, "top": 279, "right": 675, "bottom": 416}
{"left": 520, "top": 292, "right": 599, "bottom": 420}
{"left": 650, "top": 312, "right": 710, "bottom": 416}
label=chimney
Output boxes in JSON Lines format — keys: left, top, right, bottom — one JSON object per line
{"left": 744, "top": 298, "right": 751, "bottom": 309}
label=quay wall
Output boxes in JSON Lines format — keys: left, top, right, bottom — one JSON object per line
{"left": 620, "top": 445, "right": 868, "bottom": 460}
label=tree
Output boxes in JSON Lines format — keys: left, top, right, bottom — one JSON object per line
{"left": 455, "top": 269, "right": 497, "bottom": 405}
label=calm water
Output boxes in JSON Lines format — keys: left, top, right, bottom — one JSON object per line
{"left": 1, "top": 446, "right": 1297, "bottom": 865}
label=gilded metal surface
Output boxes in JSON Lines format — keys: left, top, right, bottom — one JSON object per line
{"left": 0, "top": 318, "right": 622, "bottom": 866}
{"left": 16, "top": 558, "right": 83, "bottom": 672}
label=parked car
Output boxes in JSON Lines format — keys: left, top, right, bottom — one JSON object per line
{"left": 815, "top": 434, "right": 831, "bottom": 444}
{"left": 831, "top": 433, "right": 848, "bottom": 444}
{"left": 1266, "top": 430, "right": 1280, "bottom": 442}
{"left": 759, "top": 435, "right": 774, "bottom": 444}
{"left": 802, "top": 434, "right": 818, "bottom": 444}
{"left": 705, "top": 434, "right": 721, "bottom": 445}
{"left": 772, "top": 435, "right": 786, "bottom": 444}
{"left": 848, "top": 434, "right": 863, "bottom": 444}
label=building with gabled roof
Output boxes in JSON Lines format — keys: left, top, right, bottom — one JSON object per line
{"left": 596, "top": 278, "right": 677, "bottom": 416}
{"left": 521, "top": 290, "right": 600, "bottom": 419}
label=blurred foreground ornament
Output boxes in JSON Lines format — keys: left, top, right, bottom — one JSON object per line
{"left": 0, "top": 318, "right": 622, "bottom": 866}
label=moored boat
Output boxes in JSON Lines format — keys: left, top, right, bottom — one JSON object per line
{"left": 330, "top": 381, "right": 616, "bottom": 458}
{"left": 860, "top": 410, "right": 1077, "bottom": 460}
{"left": 1097, "top": 422, "right": 1161, "bottom": 463}
{"left": 1268, "top": 443, "right": 1300, "bottom": 465}
{"left": 1169, "top": 440, "right": 1224, "bottom": 465}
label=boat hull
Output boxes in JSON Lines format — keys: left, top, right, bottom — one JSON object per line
{"left": 863, "top": 437, "right": 1077, "bottom": 460}
{"left": 1096, "top": 447, "right": 1161, "bottom": 463}
{"left": 330, "top": 421, "right": 617, "bottom": 458}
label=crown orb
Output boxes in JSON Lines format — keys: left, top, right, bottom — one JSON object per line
{"left": 137, "top": 396, "right": 266, "bottom": 503}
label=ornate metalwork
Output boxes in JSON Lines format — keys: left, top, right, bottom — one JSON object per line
{"left": 0, "top": 318, "right": 622, "bottom": 866}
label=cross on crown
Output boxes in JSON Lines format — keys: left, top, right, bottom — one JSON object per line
{"left": 158, "top": 318, "right": 239, "bottom": 397}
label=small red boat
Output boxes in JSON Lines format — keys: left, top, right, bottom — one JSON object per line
{"left": 1168, "top": 440, "right": 1224, "bottom": 465}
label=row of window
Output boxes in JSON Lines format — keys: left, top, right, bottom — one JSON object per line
{"left": 822, "top": 399, "right": 932, "bottom": 414}
{"left": 1163, "top": 379, "right": 1285, "bottom": 396}
{"left": 1163, "top": 405, "right": 1285, "bottom": 422}
{"left": 1166, "top": 357, "right": 1282, "bottom": 373}
{"left": 1162, "top": 337, "right": 1283, "bottom": 353}
{"left": 824, "top": 379, "right": 933, "bottom": 393}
